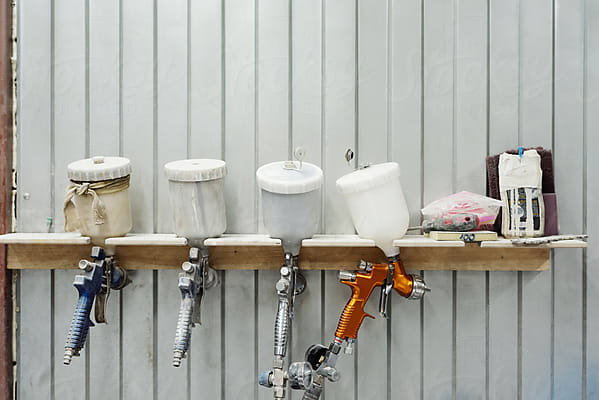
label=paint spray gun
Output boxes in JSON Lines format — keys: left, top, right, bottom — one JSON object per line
{"left": 63, "top": 246, "right": 128, "bottom": 365}
{"left": 288, "top": 256, "right": 429, "bottom": 399}
{"left": 258, "top": 252, "right": 306, "bottom": 399}
{"left": 172, "top": 247, "right": 218, "bottom": 367}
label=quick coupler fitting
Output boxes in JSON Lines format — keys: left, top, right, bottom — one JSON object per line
{"left": 258, "top": 370, "right": 274, "bottom": 388}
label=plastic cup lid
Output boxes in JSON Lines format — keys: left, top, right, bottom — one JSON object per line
{"left": 336, "top": 162, "right": 401, "bottom": 194}
{"left": 67, "top": 156, "right": 132, "bottom": 182}
{"left": 256, "top": 161, "right": 323, "bottom": 194}
{"left": 164, "top": 159, "right": 227, "bottom": 182}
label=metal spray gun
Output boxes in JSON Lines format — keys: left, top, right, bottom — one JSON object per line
{"left": 172, "top": 246, "right": 218, "bottom": 367}
{"left": 63, "top": 246, "right": 129, "bottom": 365}
{"left": 288, "top": 256, "right": 429, "bottom": 399}
{"left": 258, "top": 252, "right": 307, "bottom": 399}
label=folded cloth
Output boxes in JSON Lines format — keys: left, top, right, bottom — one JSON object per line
{"left": 486, "top": 147, "right": 558, "bottom": 234}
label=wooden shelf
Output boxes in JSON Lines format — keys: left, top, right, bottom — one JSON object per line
{"left": 0, "top": 233, "right": 585, "bottom": 272}
{"left": 480, "top": 238, "right": 587, "bottom": 248}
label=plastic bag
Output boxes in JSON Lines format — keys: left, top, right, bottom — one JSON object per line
{"left": 421, "top": 191, "right": 503, "bottom": 228}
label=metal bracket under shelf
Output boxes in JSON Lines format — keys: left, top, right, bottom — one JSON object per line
{"left": 0, "top": 233, "right": 585, "bottom": 271}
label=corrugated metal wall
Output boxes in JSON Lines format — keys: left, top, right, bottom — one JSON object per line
{"left": 14, "top": 0, "right": 598, "bottom": 399}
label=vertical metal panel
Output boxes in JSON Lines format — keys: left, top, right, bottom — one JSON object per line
{"left": 14, "top": 1, "right": 599, "bottom": 399}
{"left": 519, "top": 1, "right": 553, "bottom": 398}
{"left": 121, "top": 270, "right": 154, "bottom": 400}
{"left": 487, "top": 1, "right": 520, "bottom": 398}
{"left": 224, "top": 0, "right": 256, "bottom": 234}
{"left": 389, "top": 0, "right": 423, "bottom": 398}
{"left": 52, "top": 0, "right": 88, "bottom": 394}
{"left": 554, "top": 0, "right": 585, "bottom": 398}
{"left": 52, "top": 0, "right": 87, "bottom": 397}
{"left": 224, "top": 270, "right": 256, "bottom": 399}
{"left": 120, "top": 0, "right": 155, "bottom": 397}
{"left": 88, "top": 0, "right": 119, "bottom": 156}
{"left": 52, "top": 1, "right": 87, "bottom": 399}
{"left": 322, "top": 0, "right": 356, "bottom": 235}
{"left": 17, "top": 0, "right": 52, "bottom": 233}
{"left": 422, "top": 0, "right": 455, "bottom": 398}
{"left": 121, "top": 0, "right": 154, "bottom": 234}
{"left": 188, "top": 0, "right": 223, "bottom": 158}
{"left": 321, "top": 0, "right": 357, "bottom": 399}
{"left": 222, "top": 0, "right": 257, "bottom": 397}
{"left": 17, "top": 0, "right": 53, "bottom": 398}
{"left": 355, "top": 1, "right": 389, "bottom": 398}
{"left": 86, "top": 1, "right": 122, "bottom": 396}
{"left": 18, "top": 271, "right": 52, "bottom": 399}
{"left": 291, "top": 0, "right": 322, "bottom": 166}
{"left": 155, "top": 0, "right": 187, "bottom": 234}
{"left": 454, "top": 0, "right": 488, "bottom": 398}
{"left": 585, "top": 1, "right": 599, "bottom": 397}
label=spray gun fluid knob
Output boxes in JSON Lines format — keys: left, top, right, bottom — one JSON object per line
{"left": 182, "top": 261, "right": 195, "bottom": 274}
{"left": 338, "top": 270, "right": 356, "bottom": 282}
{"left": 276, "top": 279, "right": 289, "bottom": 292}
{"left": 78, "top": 260, "right": 94, "bottom": 272}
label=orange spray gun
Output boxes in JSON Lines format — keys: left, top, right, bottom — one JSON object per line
{"left": 287, "top": 255, "right": 429, "bottom": 399}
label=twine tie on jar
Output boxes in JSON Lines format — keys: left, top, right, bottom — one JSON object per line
{"left": 63, "top": 175, "right": 130, "bottom": 232}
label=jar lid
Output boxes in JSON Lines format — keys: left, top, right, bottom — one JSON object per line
{"left": 67, "top": 156, "right": 132, "bottom": 182}
{"left": 336, "top": 162, "right": 401, "bottom": 194}
{"left": 164, "top": 159, "right": 227, "bottom": 182}
{"left": 256, "top": 161, "right": 323, "bottom": 194}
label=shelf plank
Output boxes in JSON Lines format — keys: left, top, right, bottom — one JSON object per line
{"left": 6, "top": 242, "right": 549, "bottom": 271}
{"left": 393, "top": 235, "right": 465, "bottom": 247}
{"left": 204, "top": 234, "right": 281, "bottom": 246}
{"left": 105, "top": 233, "right": 187, "bottom": 246}
{"left": 481, "top": 239, "right": 587, "bottom": 248}
{"left": 0, "top": 232, "right": 90, "bottom": 244}
{"left": 302, "top": 234, "right": 375, "bottom": 247}
{"left": 3, "top": 233, "right": 583, "bottom": 271}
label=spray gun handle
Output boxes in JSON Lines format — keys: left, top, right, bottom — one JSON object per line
{"left": 334, "top": 264, "right": 388, "bottom": 340}
{"left": 172, "top": 262, "right": 199, "bottom": 367}
{"left": 64, "top": 259, "right": 104, "bottom": 365}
